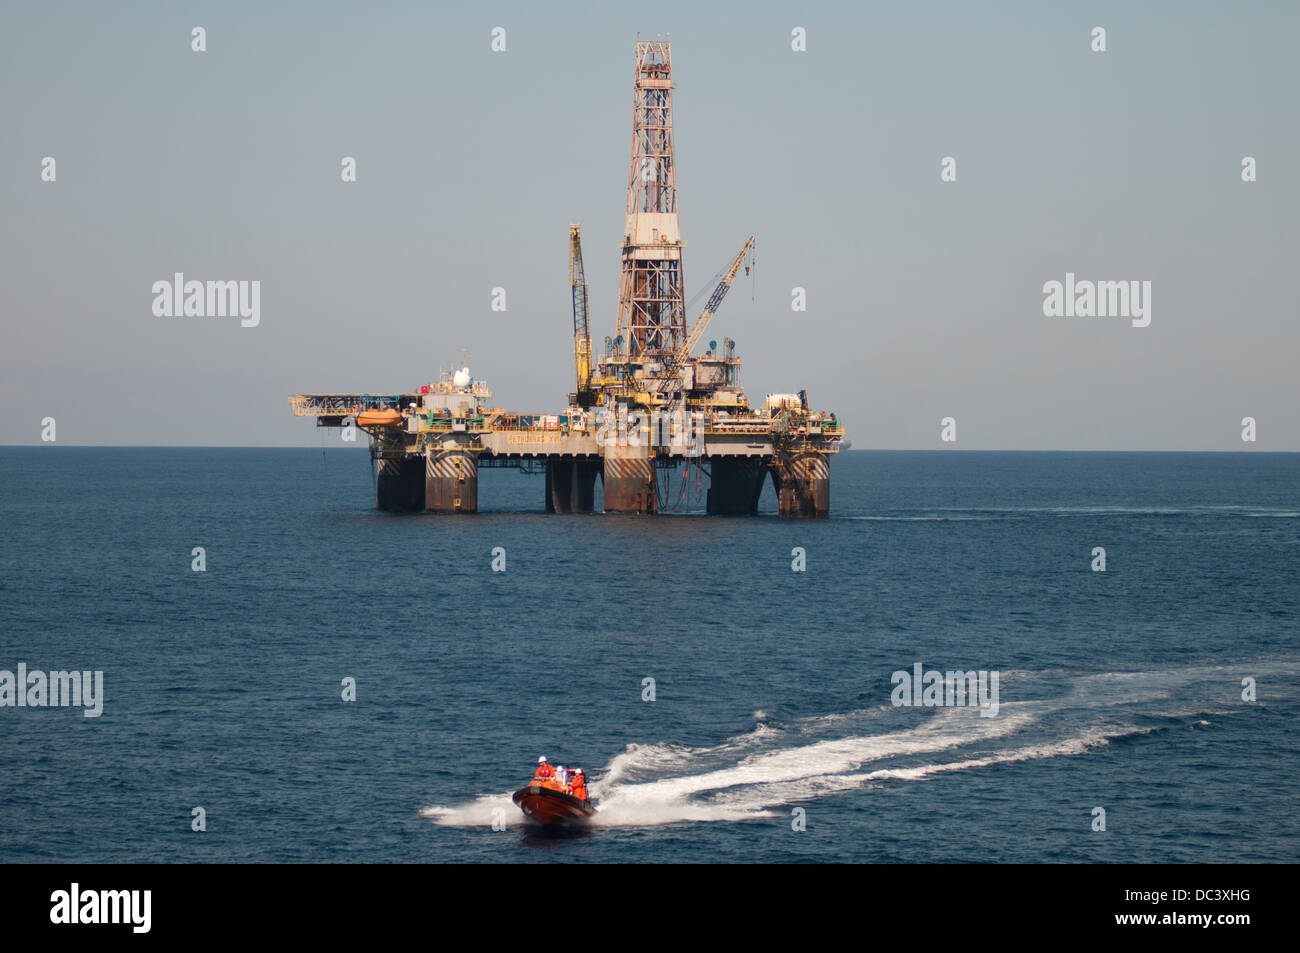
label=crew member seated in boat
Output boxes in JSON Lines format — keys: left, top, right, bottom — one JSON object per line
{"left": 571, "top": 768, "right": 587, "bottom": 801}
{"left": 534, "top": 756, "right": 554, "bottom": 780}
{"left": 557, "top": 765, "right": 569, "bottom": 789}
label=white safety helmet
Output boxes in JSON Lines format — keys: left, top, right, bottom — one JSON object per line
{"left": 575, "top": 768, "right": 584, "bottom": 774}
{"left": 538, "top": 756, "right": 547, "bottom": 763}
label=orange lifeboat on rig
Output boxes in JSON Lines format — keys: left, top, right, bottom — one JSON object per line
{"left": 354, "top": 408, "right": 403, "bottom": 428}
{"left": 512, "top": 762, "right": 595, "bottom": 827}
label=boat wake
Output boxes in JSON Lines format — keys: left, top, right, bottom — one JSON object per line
{"left": 844, "top": 505, "right": 1300, "bottom": 520}
{"left": 421, "top": 659, "right": 1296, "bottom": 829}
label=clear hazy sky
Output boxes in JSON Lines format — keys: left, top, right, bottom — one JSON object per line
{"left": 2, "top": 0, "right": 1296, "bottom": 449}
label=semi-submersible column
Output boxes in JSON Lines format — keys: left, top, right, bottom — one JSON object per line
{"left": 706, "top": 458, "right": 767, "bottom": 515}
{"left": 601, "top": 442, "right": 657, "bottom": 514}
{"left": 773, "top": 452, "right": 831, "bottom": 518}
{"left": 545, "top": 459, "right": 600, "bottom": 514}
{"left": 374, "top": 431, "right": 424, "bottom": 510}
{"left": 425, "top": 444, "right": 479, "bottom": 513}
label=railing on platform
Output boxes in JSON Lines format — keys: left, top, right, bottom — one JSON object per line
{"left": 288, "top": 394, "right": 416, "bottom": 416}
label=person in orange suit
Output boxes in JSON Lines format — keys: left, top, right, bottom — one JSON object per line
{"left": 571, "top": 768, "right": 587, "bottom": 802}
{"left": 534, "top": 756, "right": 554, "bottom": 780}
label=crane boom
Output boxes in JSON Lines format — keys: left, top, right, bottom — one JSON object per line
{"left": 681, "top": 235, "right": 753, "bottom": 360}
{"left": 569, "top": 224, "right": 594, "bottom": 404}
{"left": 654, "top": 236, "right": 753, "bottom": 393}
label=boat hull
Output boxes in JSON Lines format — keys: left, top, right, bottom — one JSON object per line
{"left": 512, "top": 784, "right": 595, "bottom": 826}
{"left": 355, "top": 409, "right": 403, "bottom": 428}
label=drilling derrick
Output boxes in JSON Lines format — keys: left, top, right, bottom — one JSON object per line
{"left": 616, "top": 41, "right": 686, "bottom": 368}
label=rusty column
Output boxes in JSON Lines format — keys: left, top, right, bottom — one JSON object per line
{"left": 774, "top": 452, "right": 829, "bottom": 517}
{"left": 602, "top": 443, "right": 657, "bottom": 514}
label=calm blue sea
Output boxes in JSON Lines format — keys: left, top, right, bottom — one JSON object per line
{"left": 1, "top": 448, "right": 1297, "bottom": 863}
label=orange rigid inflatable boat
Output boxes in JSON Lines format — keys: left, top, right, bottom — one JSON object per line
{"left": 512, "top": 777, "right": 596, "bottom": 826}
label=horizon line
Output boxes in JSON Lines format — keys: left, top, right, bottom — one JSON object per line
{"left": 3, "top": 445, "right": 1297, "bottom": 454}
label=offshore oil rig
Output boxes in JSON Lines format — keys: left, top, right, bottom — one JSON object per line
{"left": 289, "top": 41, "right": 842, "bottom": 516}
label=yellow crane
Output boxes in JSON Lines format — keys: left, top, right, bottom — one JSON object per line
{"left": 569, "top": 224, "right": 596, "bottom": 407}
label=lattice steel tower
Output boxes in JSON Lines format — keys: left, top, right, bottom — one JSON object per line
{"left": 615, "top": 41, "right": 686, "bottom": 363}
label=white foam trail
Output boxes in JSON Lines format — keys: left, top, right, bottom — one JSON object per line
{"left": 590, "top": 709, "right": 1034, "bottom": 826}
{"left": 704, "top": 724, "right": 1156, "bottom": 813}
{"left": 921, "top": 505, "right": 1300, "bottom": 517}
{"left": 419, "top": 793, "right": 515, "bottom": 828}
{"left": 842, "top": 515, "right": 1008, "bottom": 521}
{"left": 602, "top": 720, "right": 787, "bottom": 786}
{"left": 421, "top": 660, "right": 1300, "bottom": 829}
{"left": 598, "top": 709, "right": 1031, "bottom": 806}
